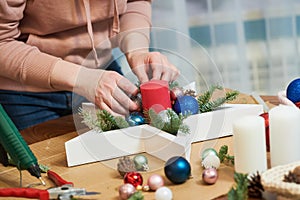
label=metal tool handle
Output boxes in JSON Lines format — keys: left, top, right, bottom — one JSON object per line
{"left": 0, "top": 188, "right": 49, "bottom": 200}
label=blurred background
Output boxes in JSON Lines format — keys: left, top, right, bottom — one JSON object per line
{"left": 149, "top": 0, "right": 300, "bottom": 95}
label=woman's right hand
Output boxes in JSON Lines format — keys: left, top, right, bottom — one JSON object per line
{"left": 75, "top": 68, "right": 139, "bottom": 116}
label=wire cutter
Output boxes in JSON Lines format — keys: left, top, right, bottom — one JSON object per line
{"left": 0, "top": 170, "right": 99, "bottom": 200}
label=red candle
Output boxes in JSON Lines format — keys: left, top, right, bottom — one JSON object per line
{"left": 140, "top": 80, "right": 172, "bottom": 113}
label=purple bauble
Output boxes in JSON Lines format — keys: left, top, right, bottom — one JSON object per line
{"left": 119, "top": 183, "right": 136, "bottom": 200}
{"left": 287, "top": 78, "right": 300, "bottom": 103}
{"left": 202, "top": 168, "right": 218, "bottom": 185}
{"left": 147, "top": 174, "right": 164, "bottom": 191}
{"left": 173, "top": 95, "right": 199, "bottom": 115}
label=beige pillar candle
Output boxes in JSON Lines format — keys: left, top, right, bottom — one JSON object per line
{"left": 269, "top": 105, "right": 300, "bottom": 167}
{"left": 233, "top": 115, "right": 267, "bottom": 174}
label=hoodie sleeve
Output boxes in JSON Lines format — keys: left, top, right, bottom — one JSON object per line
{"left": 118, "top": 0, "right": 152, "bottom": 54}
{"left": 0, "top": 0, "right": 60, "bottom": 89}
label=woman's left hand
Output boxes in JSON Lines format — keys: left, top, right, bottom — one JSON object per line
{"left": 126, "top": 51, "right": 180, "bottom": 83}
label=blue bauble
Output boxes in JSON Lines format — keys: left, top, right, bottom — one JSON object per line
{"left": 164, "top": 156, "right": 191, "bottom": 184}
{"left": 173, "top": 95, "right": 199, "bottom": 115}
{"left": 127, "top": 112, "right": 145, "bottom": 126}
{"left": 287, "top": 78, "right": 300, "bottom": 103}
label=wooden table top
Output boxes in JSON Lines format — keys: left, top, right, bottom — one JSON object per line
{"left": 0, "top": 94, "right": 279, "bottom": 200}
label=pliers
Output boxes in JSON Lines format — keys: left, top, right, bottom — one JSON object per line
{"left": 0, "top": 170, "right": 99, "bottom": 200}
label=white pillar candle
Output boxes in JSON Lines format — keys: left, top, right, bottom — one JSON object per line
{"left": 233, "top": 115, "right": 267, "bottom": 174}
{"left": 269, "top": 105, "right": 300, "bottom": 167}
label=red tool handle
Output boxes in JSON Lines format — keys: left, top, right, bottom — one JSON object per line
{"left": 47, "top": 170, "right": 73, "bottom": 186}
{"left": 0, "top": 188, "right": 49, "bottom": 200}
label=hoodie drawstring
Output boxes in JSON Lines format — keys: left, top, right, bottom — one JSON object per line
{"left": 83, "top": 0, "right": 100, "bottom": 67}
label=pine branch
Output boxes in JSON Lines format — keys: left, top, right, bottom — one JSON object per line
{"left": 228, "top": 172, "right": 249, "bottom": 200}
{"left": 128, "top": 191, "right": 144, "bottom": 200}
{"left": 197, "top": 85, "right": 239, "bottom": 113}
{"left": 218, "top": 145, "right": 234, "bottom": 165}
{"left": 148, "top": 108, "right": 190, "bottom": 135}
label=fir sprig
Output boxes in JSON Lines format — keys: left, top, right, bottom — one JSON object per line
{"left": 128, "top": 191, "right": 144, "bottom": 200}
{"left": 79, "top": 108, "right": 129, "bottom": 132}
{"left": 197, "top": 86, "right": 239, "bottom": 113}
{"left": 218, "top": 145, "right": 234, "bottom": 165}
{"left": 147, "top": 108, "right": 190, "bottom": 135}
{"left": 228, "top": 172, "right": 249, "bottom": 200}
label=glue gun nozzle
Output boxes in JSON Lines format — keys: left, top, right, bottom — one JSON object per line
{"left": 39, "top": 177, "right": 46, "bottom": 186}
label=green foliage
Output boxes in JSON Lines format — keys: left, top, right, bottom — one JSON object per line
{"left": 79, "top": 108, "right": 129, "bottom": 132}
{"left": 197, "top": 85, "right": 239, "bottom": 113}
{"left": 218, "top": 145, "right": 234, "bottom": 165}
{"left": 128, "top": 191, "right": 144, "bottom": 200}
{"left": 228, "top": 172, "right": 249, "bottom": 200}
{"left": 169, "top": 81, "right": 180, "bottom": 90}
{"left": 148, "top": 108, "right": 190, "bottom": 135}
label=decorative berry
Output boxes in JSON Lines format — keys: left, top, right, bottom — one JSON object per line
{"left": 173, "top": 95, "right": 199, "bottom": 115}
{"left": 287, "top": 78, "right": 300, "bottom": 103}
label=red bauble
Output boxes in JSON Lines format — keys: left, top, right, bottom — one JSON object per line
{"left": 124, "top": 172, "right": 143, "bottom": 188}
{"left": 260, "top": 112, "right": 270, "bottom": 152}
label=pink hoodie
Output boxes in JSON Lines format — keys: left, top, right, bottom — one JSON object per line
{"left": 0, "top": 0, "right": 151, "bottom": 92}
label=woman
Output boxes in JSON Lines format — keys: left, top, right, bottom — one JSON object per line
{"left": 0, "top": 0, "right": 179, "bottom": 130}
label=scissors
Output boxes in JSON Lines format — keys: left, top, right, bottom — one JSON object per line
{"left": 0, "top": 170, "right": 100, "bottom": 200}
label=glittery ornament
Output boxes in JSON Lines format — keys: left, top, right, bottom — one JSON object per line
{"left": 127, "top": 112, "right": 145, "bottom": 126}
{"left": 164, "top": 156, "right": 191, "bottom": 184}
{"left": 133, "top": 155, "right": 149, "bottom": 171}
{"left": 287, "top": 78, "right": 300, "bottom": 103}
{"left": 117, "top": 156, "right": 137, "bottom": 177}
{"left": 147, "top": 174, "right": 164, "bottom": 191}
{"left": 155, "top": 186, "right": 173, "bottom": 200}
{"left": 119, "top": 183, "right": 136, "bottom": 200}
{"left": 201, "top": 154, "right": 220, "bottom": 169}
{"left": 170, "top": 87, "right": 184, "bottom": 101}
{"left": 124, "top": 172, "right": 143, "bottom": 188}
{"left": 202, "top": 168, "right": 218, "bottom": 185}
{"left": 173, "top": 95, "right": 199, "bottom": 115}
{"left": 201, "top": 148, "right": 218, "bottom": 161}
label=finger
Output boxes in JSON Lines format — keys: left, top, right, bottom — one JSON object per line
{"left": 117, "top": 77, "right": 139, "bottom": 96}
{"left": 99, "top": 102, "right": 124, "bottom": 118}
{"left": 113, "top": 86, "right": 139, "bottom": 111}
{"left": 132, "top": 64, "right": 149, "bottom": 83}
{"left": 104, "top": 95, "right": 129, "bottom": 116}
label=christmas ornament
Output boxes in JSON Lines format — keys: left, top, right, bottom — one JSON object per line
{"left": 170, "top": 87, "right": 184, "bottom": 101}
{"left": 127, "top": 112, "right": 145, "bottom": 126}
{"left": 164, "top": 156, "right": 191, "bottom": 184}
{"left": 124, "top": 172, "right": 143, "bottom": 188}
{"left": 202, "top": 168, "right": 218, "bottom": 185}
{"left": 158, "top": 110, "right": 171, "bottom": 124}
{"left": 173, "top": 95, "right": 199, "bottom": 115}
{"left": 117, "top": 156, "right": 137, "bottom": 177}
{"left": 147, "top": 174, "right": 164, "bottom": 191}
{"left": 133, "top": 155, "right": 149, "bottom": 171}
{"left": 155, "top": 186, "right": 173, "bottom": 200}
{"left": 287, "top": 78, "right": 300, "bottom": 103}
{"left": 201, "top": 154, "right": 220, "bottom": 169}
{"left": 119, "top": 183, "right": 136, "bottom": 200}
{"left": 201, "top": 148, "right": 218, "bottom": 161}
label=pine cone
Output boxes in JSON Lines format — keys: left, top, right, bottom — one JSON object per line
{"left": 248, "top": 171, "right": 264, "bottom": 198}
{"left": 184, "top": 89, "right": 197, "bottom": 97}
{"left": 117, "top": 156, "right": 136, "bottom": 177}
{"left": 283, "top": 169, "right": 300, "bottom": 184}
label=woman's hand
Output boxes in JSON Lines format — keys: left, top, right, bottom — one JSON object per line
{"left": 126, "top": 51, "right": 180, "bottom": 83}
{"left": 75, "top": 68, "right": 139, "bottom": 116}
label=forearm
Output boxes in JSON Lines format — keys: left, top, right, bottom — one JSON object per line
{"left": 118, "top": 0, "right": 152, "bottom": 56}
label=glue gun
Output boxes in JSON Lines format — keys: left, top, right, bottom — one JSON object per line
{"left": 0, "top": 104, "right": 45, "bottom": 185}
